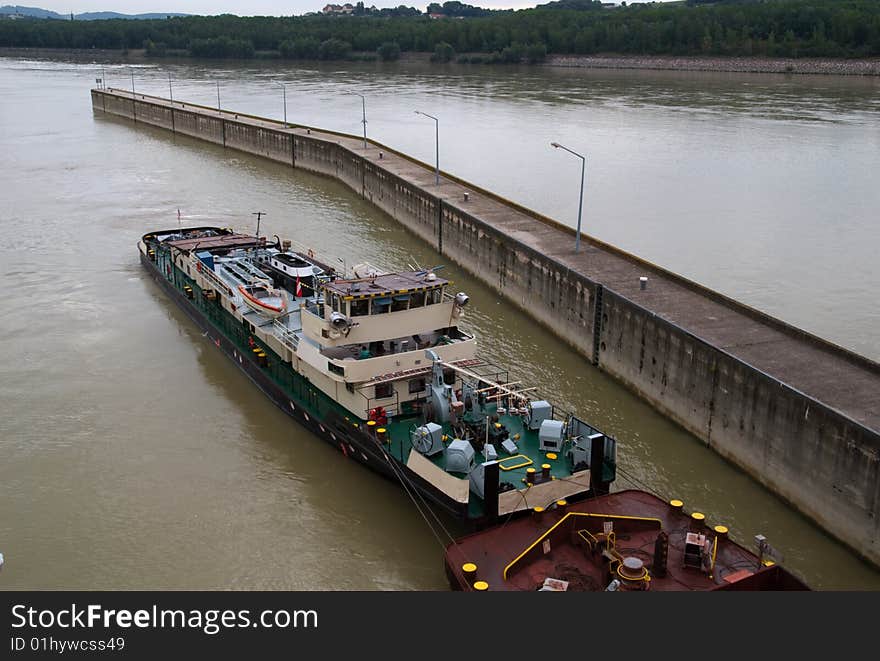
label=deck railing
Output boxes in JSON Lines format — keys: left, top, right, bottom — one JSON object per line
{"left": 189, "top": 254, "right": 234, "bottom": 297}
{"left": 273, "top": 318, "right": 300, "bottom": 352}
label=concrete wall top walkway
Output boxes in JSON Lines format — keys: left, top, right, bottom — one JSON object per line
{"left": 106, "top": 88, "right": 880, "bottom": 434}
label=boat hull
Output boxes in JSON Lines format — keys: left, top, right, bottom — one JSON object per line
{"left": 139, "top": 250, "right": 472, "bottom": 522}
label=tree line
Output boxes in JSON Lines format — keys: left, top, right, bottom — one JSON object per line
{"left": 1, "top": 0, "right": 878, "bottom": 62}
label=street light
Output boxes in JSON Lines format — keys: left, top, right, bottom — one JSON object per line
{"left": 168, "top": 73, "right": 176, "bottom": 132}
{"left": 216, "top": 80, "right": 221, "bottom": 111}
{"left": 352, "top": 93, "right": 367, "bottom": 149}
{"left": 130, "top": 69, "right": 136, "bottom": 122}
{"left": 551, "top": 141, "right": 586, "bottom": 254}
{"left": 274, "top": 81, "right": 287, "bottom": 128}
{"left": 414, "top": 110, "right": 439, "bottom": 185}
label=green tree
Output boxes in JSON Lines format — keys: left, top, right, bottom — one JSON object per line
{"left": 319, "top": 38, "right": 352, "bottom": 60}
{"left": 189, "top": 36, "right": 254, "bottom": 58}
{"left": 377, "top": 41, "right": 401, "bottom": 60}
{"left": 525, "top": 42, "right": 547, "bottom": 63}
{"left": 1, "top": 1, "right": 879, "bottom": 62}
{"left": 143, "top": 39, "right": 167, "bottom": 56}
{"left": 430, "top": 40, "right": 455, "bottom": 62}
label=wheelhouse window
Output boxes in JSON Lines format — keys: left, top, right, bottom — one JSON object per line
{"left": 391, "top": 294, "right": 410, "bottom": 312}
{"left": 408, "top": 378, "right": 426, "bottom": 394}
{"left": 350, "top": 299, "right": 369, "bottom": 316}
{"left": 372, "top": 297, "right": 392, "bottom": 314}
{"left": 410, "top": 290, "right": 426, "bottom": 307}
{"left": 375, "top": 382, "right": 395, "bottom": 399}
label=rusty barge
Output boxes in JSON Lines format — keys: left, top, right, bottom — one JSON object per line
{"left": 444, "top": 489, "right": 810, "bottom": 591}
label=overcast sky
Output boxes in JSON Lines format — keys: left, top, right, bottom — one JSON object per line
{"left": 28, "top": 1, "right": 539, "bottom": 14}
{"left": 28, "top": 1, "right": 670, "bottom": 17}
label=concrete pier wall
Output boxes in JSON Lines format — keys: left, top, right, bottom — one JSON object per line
{"left": 598, "top": 290, "right": 880, "bottom": 558}
{"left": 91, "top": 88, "right": 880, "bottom": 566}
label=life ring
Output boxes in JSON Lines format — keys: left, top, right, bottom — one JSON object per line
{"left": 196, "top": 261, "right": 203, "bottom": 273}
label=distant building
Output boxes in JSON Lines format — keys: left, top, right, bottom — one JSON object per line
{"left": 428, "top": 12, "right": 445, "bottom": 19}
{"left": 322, "top": 3, "right": 355, "bottom": 13}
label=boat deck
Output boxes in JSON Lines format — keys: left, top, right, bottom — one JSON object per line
{"left": 383, "top": 398, "right": 611, "bottom": 519}
{"left": 445, "top": 490, "right": 810, "bottom": 591}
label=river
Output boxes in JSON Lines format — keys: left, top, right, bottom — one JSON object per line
{"left": 0, "top": 54, "right": 878, "bottom": 590}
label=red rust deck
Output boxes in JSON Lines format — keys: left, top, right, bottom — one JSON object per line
{"left": 445, "top": 490, "right": 810, "bottom": 591}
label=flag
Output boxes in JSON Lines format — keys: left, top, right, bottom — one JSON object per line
{"left": 295, "top": 275, "right": 303, "bottom": 297}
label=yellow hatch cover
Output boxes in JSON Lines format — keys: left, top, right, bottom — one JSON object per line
{"left": 498, "top": 454, "right": 533, "bottom": 472}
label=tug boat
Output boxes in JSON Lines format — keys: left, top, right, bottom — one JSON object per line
{"left": 140, "top": 225, "right": 618, "bottom": 525}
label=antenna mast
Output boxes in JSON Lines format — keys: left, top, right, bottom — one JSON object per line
{"left": 252, "top": 211, "right": 266, "bottom": 238}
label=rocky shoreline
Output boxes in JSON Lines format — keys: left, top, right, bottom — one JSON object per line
{"left": 546, "top": 54, "right": 880, "bottom": 76}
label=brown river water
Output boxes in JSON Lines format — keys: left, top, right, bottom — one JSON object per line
{"left": 0, "top": 55, "right": 878, "bottom": 590}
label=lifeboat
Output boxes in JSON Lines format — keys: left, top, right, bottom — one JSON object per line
{"left": 238, "top": 281, "right": 288, "bottom": 318}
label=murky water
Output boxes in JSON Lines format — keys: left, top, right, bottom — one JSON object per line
{"left": 1, "top": 55, "right": 878, "bottom": 590}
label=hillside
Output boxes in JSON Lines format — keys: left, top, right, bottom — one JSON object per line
{"left": 0, "top": 5, "right": 188, "bottom": 20}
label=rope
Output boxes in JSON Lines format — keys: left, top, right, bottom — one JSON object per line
{"left": 615, "top": 465, "right": 665, "bottom": 499}
{"left": 369, "top": 432, "right": 460, "bottom": 550}
{"left": 373, "top": 438, "right": 449, "bottom": 551}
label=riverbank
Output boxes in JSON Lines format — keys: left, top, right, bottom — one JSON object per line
{"left": 3, "top": 47, "right": 880, "bottom": 77}
{"left": 545, "top": 54, "right": 880, "bottom": 76}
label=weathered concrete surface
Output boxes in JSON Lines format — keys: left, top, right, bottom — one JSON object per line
{"left": 92, "top": 88, "right": 880, "bottom": 566}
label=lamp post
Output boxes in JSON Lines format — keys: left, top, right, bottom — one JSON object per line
{"left": 216, "top": 80, "right": 221, "bottom": 111}
{"left": 352, "top": 93, "right": 367, "bottom": 149}
{"left": 275, "top": 81, "right": 287, "bottom": 128}
{"left": 550, "top": 141, "right": 586, "bottom": 254}
{"left": 130, "top": 69, "right": 136, "bottom": 122}
{"left": 414, "top": 110, "right": 439, "bottom": 185}
{"left": 168, "top": 73, "right": 176, "bottom": 133}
